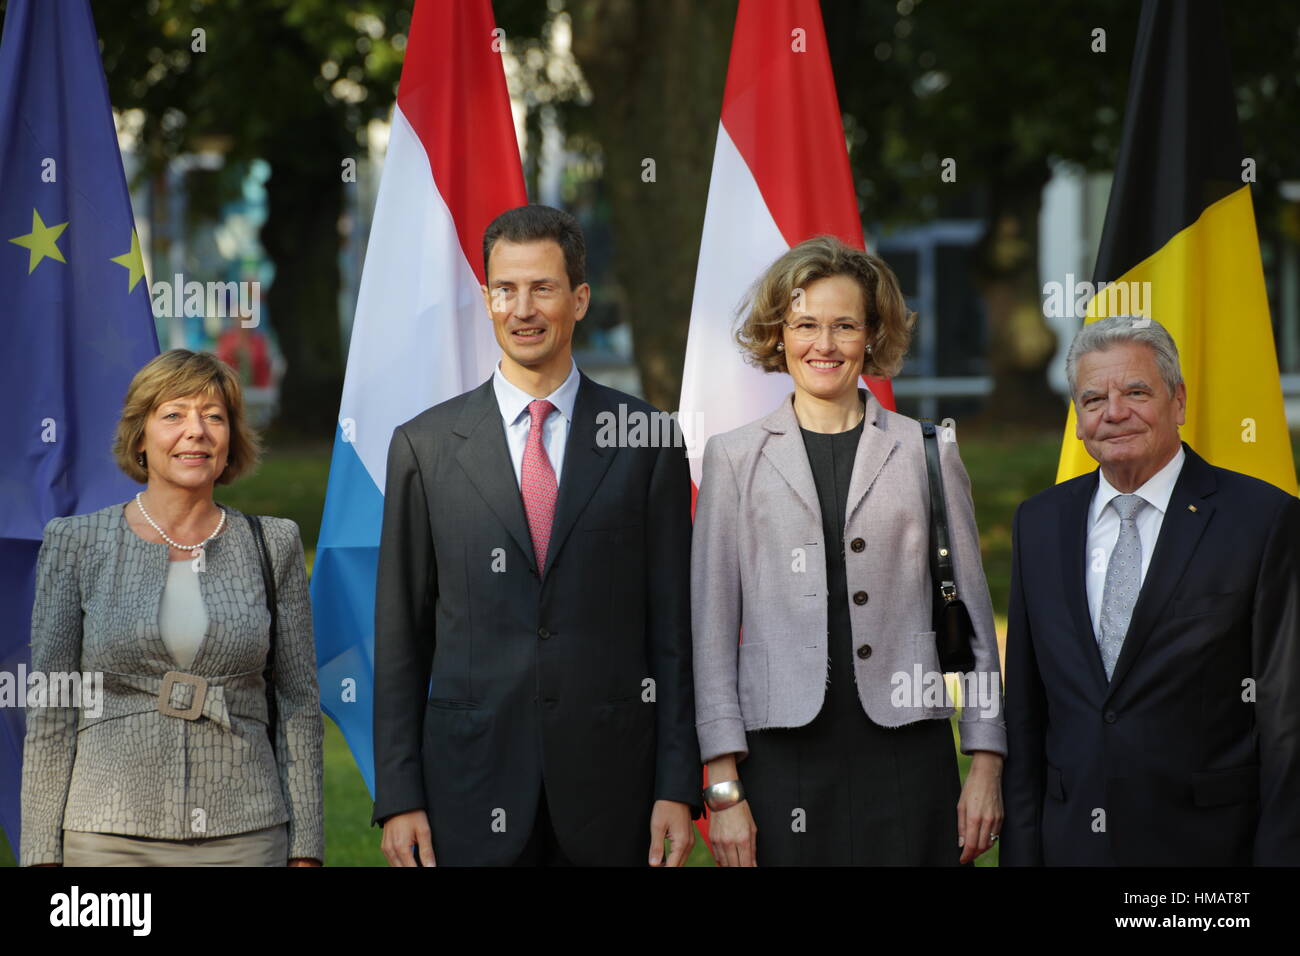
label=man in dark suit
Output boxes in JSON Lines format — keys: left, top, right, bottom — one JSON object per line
{"left": 1002, "top": 315, "right": 1300, "bottom": 866}
{"left": 372, "top": 205, "right": 700, "bottom": 866}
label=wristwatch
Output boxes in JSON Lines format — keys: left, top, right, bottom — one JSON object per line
{"left": 703, "top": 779, "right": 745, "bottom": 812}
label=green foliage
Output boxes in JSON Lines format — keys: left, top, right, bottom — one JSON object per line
{"left": 824, "top": 0, "right": 1136, "bottom": 225}
{"left": 959, "top": 426, "right": 1066, "bottom": 611}
{"left": 94, "top": 0, "right": 411, "bottom": 176}
{"left": 216, "top": 436, "right": 329, "bottom": 571}
{"left": 823, "top": 0, "right": 1300, "bottom": 228}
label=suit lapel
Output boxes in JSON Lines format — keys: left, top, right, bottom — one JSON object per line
{"left": 542, "top": 373, "right": 616, "bottom": 582}
{"left": 759, "top": 395, "right": 820, "bottom": 519}
{"left": 844, "top": 390, "right": 898, "bottom": 530}
{"left": 453, "top": 378, "right": 536, "bottom": 568}
{"left": 1061, "top": 470, "right": 1109, "bottom": 692}
{"left": 1105, "top": 445, "right": 1216, "bottom": 698}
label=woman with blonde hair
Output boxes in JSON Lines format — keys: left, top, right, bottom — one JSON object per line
{"left": 693, "top": 236, "right": 1005, "bottom": 866}
{"left": 21, "top": 349, "right": 323, "bottom": 866}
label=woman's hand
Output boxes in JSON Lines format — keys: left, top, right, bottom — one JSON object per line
{"left": 709, "top": 797, "right": 758, "bottom": 867}
{"left": 957, "top": 750, "right": 1004, "bottom": 864}
{"left": 705, "top": 756, "right": 757, "bottom": 866}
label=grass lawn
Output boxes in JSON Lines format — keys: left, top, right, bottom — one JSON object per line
{"left": 5, "top": 426, "right": 1296, "bottom": 867}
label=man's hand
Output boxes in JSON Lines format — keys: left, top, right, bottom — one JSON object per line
{"left": 648, "top": 800, "right": 694, "bottom": 866}
{"left": 381, "top": 809, "right": 435, "bottom": 867}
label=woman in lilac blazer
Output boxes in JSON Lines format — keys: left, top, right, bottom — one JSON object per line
{"left": 692, "top": 236, "right": 1006, "bottom": 867}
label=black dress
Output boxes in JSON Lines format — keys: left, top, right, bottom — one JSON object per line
{"left": 739, "top": 419, "right": 963, "bottom": 866}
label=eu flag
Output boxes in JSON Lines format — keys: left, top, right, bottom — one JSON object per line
{"left": 0, "top": 0, "right": 159, "bottom": 855}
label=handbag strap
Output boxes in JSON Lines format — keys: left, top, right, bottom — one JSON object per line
{"left": 919, "top": 420, "right": 958, "bottom": 605}
{"left": 243, "top": 513, "right": 279, "bottom": 755}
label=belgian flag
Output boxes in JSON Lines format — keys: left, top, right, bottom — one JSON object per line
{"left": 1056, "top": 0, "right": 1297, "bottom": 494}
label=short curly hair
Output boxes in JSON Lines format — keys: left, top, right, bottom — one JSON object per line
{"left": 735, "top": 235, "right": 914, "bottom": 378}
{"left": 112, "top": 349, "right": 261, "bottom": 485}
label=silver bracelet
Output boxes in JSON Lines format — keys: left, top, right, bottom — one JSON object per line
{"left": 703, "top": 779, "right": 745, "bottom": 812}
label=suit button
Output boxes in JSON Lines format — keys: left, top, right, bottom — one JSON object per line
{"left": 1104, "top": 710, "right": 1117, "bottom": 724}
{"left": 853, "top": 591, "right": 868, "bottom": 605}
{"left": 538, "top": 627, "right": 551, "bottom": 640}
{"left": 856, "top": 644, "right": 872, "bottom": 660}
{"left": 850, "top": 538, "right": 865, "bottom": 553}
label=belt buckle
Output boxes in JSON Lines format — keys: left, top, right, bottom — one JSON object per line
{"left": 158, "top": 671, "right": 208, "bottom": 720}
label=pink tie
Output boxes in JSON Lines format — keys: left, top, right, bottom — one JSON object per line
{"left": 521, "top": 400, "right": 558, "bottom": 572}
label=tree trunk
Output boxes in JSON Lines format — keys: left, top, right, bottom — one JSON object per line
{"left": 569, "top": 0, "right": 736, "bottom": 411}
{"left": 973, "top": 173, "right": 1062, "bottom": 426}
{"left": 260, "top": 118, "right": 346, "bottom": 440}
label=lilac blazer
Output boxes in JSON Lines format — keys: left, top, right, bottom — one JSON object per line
{"left": 691, "top": 390, "right": 1007, "bottom": 763}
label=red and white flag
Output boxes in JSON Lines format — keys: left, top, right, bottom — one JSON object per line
{"left": 679, "top": 0, "right": 894, "bottom": 488}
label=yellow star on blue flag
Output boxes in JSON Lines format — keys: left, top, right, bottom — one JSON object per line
{"left": 110, "top": 229, "right": 146, "bottom": 292}
{"left": 0, "top": 0, "right": 162, "bottom": 856}
{"left": 8, "top": 208, "right": 68, "bottom": 273}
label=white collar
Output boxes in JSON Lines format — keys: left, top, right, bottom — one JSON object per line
{"left": 492, "top": 358, "right": 581, "bottom": 426}
{"left": 1090, "top": 444, "right": 1186, "bottom": 527}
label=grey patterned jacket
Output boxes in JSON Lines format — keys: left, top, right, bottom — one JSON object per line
{"left": 20, "top": 503, "right": 324, "bottom": 866}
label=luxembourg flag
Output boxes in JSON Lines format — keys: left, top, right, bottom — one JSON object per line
{"left": 310, "top": 0, "right": 525, "bottom": 793}
{"left": 679, "top": 0, "right": 894, "bottom": 490}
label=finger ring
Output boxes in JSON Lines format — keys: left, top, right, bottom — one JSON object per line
{"left": 990, "top": 834, "right": 1000, "bottom": 841}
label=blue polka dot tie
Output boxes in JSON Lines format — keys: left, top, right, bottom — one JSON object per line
{"left": 1098, "top": 494, "right": 1146, "bottom": 680}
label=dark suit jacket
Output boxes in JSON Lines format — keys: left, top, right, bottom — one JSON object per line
{"left": 1002, "top": 443, "right": 1300, "bottom": 866}
{"left": 371, "top": 372, "right": 701, "bottom": 865}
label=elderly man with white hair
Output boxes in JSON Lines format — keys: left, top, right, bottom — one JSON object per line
{"left": 1001, "top": 315, "right": 1300, "bottom": 866}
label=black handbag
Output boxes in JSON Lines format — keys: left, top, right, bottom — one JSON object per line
{"left": 919, "top": 421, "right": 977, "bottom": 674}
{"left": 244, "top": 513, "right": 279, "bottom": 756}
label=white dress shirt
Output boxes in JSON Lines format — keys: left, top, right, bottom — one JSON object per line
{"left": 1085, "top": 445, "right": 1186, "bottom": 638}
{"left": 492, "top": 358, "right": 580, "bottom": 489}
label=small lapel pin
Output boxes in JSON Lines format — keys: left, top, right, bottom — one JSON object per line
{"left": 1188, "top": 505, "right": 1198, "bottom": 513}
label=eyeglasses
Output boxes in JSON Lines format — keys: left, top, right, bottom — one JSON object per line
{"left": 783, "top": 318, "right": 867, "bottom": 342}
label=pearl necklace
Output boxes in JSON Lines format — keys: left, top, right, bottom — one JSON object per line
{"left": 135, "top": 492, "right": 227, "bottom": 556}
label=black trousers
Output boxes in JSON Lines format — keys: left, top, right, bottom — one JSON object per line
{"left": 512, "top": 789, "right": 574, "bottom": 867}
